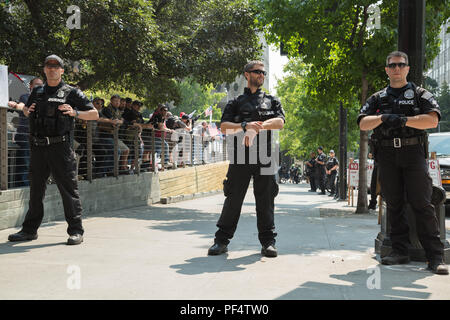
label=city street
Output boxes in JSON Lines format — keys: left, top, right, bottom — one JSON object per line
{"left": 1, "top": 182, "right": 449, "bottom": 300}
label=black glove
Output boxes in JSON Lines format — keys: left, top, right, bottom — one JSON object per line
{"left": 381, "top": 114, "right": 407, "bottom": 128}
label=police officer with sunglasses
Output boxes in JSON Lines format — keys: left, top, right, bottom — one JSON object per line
{"left": 358, "top": 51, "right": 448, "bottom": 275}
{"left": 207, "top": 60, "right": 285, "bottom": 257}
{"left": 7, "top": 54, "right": 99, "bottom": 246}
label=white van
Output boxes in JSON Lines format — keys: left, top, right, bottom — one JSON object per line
{"left": 428, "top": 132, "right": 450, "bottom": 215}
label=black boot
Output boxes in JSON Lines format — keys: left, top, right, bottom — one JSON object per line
{"left": 381, "top": 251, "right": 410, "bottom": 265}
{"left": 208, "top": 242, "right": 228, "bottom": 255}
{"left": 8, "top": 230, "right": 38, "bottom": 242}
{"left": 427, "top": 260, "right": 449, "bottom": 275}
{"left": 261, "top": 245, "right": 278, "bottom": 258}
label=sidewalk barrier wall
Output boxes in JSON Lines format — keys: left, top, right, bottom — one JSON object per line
{"left": 0, "top": 107, "right": 229, "bottom": 231}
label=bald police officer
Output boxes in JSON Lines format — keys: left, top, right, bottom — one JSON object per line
{"left": 208, "top": 60, "right": 285, "bottom": 257}
{"left": 8, "top": 54, "right": 99, "bottom": 245}
{"left": 358, "top": 51, "right": 448, "bottom": 275}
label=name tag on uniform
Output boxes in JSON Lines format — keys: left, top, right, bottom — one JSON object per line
{"left": 47, "top": 98, "right": 66, "bottom": 103}
{"left": 259, "top": 110, "right": 274, "bottom": 116}
{"left": 398, "top": 100, "right": 414, "bottom": 105}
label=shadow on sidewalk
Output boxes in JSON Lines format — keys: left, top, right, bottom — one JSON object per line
{"left": 276, "top": 264, "right": 435, "bottom": 300}
{"left": 170, "top": 253, "right": 262, "bottom": 275}
{"left": 0, "top": 241, "right": 66, "bottom": 255}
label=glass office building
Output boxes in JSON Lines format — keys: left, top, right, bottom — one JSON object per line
{"left": 427, "top": 21, "right": 450, "bottom": 87}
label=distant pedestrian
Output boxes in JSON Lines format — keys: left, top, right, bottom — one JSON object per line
{"left": 325, "top": 150, "right": 339, "bottom": 196}
{"left": 305, "top": 152, "right": 317, "bottom": 192}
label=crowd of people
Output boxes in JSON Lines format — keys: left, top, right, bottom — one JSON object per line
{"left": 7, "top": 80, "right": 221, "bottom": 186}
{"left": 304, "top": 146, "right": 339, "bottom": 198}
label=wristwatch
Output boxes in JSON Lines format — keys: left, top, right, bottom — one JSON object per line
{"left": 241, "top": 121, "right": 247, "bottom": 132}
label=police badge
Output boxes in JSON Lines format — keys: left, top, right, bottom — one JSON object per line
{"left": 404, "top": 89, "right": 414, "bottom": 99}
{"left": 57, "top": 90, "right": 65, "bottom": 98}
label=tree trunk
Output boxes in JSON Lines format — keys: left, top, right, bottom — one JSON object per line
{"left": 356, "top": 70, "right": 369, "bottom": 214}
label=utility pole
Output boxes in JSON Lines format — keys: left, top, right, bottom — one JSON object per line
{"left": 398, "top": 0, "right": 425, "bottom": 86}
{"left": 338, "top": 101, "right": 347, "bottom": 201}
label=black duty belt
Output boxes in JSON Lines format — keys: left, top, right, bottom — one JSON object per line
{"left": 380, "top": 136, "right": 421, "bottom": 148}
{"left": 30, "top": 135, "right": 68, "bottom": 146}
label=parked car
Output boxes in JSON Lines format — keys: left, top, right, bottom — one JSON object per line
{"left": 428, "top": 132, "right": 450, "bottom": 215}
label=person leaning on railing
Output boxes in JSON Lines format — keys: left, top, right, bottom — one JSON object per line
{"left": 8, "top": 77, "right": 44, "bottom": 187}
{"left": 122, "top": 100, "right": 145, "bottom": 172}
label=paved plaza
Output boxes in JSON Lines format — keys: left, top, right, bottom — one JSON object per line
{"left": 0, "top": 183, "right": 449, "bottom": 300}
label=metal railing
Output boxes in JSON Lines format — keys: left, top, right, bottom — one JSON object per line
{"left": 0, "top": 107, "right": 227, "bottom": 190}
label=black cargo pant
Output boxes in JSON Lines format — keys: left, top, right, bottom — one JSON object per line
{"left": 326, "top": 170, "right": 337, "bottom": 194}
{"left": 315, "top": 167, "right": 326, "bottom": 193}
{"left": 378, "top": 144, "right": 443, "bottom": 262}
{"left": 308, "top": 171, "right": 316, "bottom": 191}
{"left": 215, "top": 164, "right": 279, "bottom": 247}
{"left": 369, "top": 163, "right": 378, "bottom": 204}
{"left": 22, "top": 140, "right": 84, "bottom": 236}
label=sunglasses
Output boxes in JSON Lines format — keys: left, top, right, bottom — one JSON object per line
{"left": 248, "top": 69, "right": 267, "bottom": 76}
{"left": 45, "top": 64, "right": 61, "bottom": 69}
{"left": 387, "top": 62, "right": 408, "bottom": 69}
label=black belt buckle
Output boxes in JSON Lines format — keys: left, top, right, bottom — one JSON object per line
{"left": 393, "top": 138, "right": 401, "bottom": 148}
{"left": 33, "top": 137, "right": 50, "bottom": 146}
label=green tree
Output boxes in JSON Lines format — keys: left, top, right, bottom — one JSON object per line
{"left": 171, "top": 77, "right": 225, "bottom": 122}
{"left": 253, "top": 0, "right": 448, "bottom": 212}
{"left": 276, "top": 58, "right": 360, "bottom": 159}
{"left": 0, "top": 0, "right": 261, "bottom": 106}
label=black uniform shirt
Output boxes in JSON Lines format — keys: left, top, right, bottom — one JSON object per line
{"left": 221, "top": 88, "right": 285, "bottom": 165}
{"left": 221, "top": 88, "right": 285, "bottom": 124}
{"left": 326, "top": 156, "right": 339, "bottom": 171}
{"left": 357, "top": 82, "right": 441, "bottom": 125}
{"left": 26, "top": 81, "right": 94, "bottom": 137}
{"left": 316, "top": 153, "right": 327, "bottom": 170}
{"left": 26, "top": 81, "right": 94, "bottom": 111}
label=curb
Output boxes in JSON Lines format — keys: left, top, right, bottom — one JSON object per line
{"left": 160, "top": 189, "right": 223, "bottom": 204}
{"left": 319, "top": 207, "right": 378, "bottom": 218}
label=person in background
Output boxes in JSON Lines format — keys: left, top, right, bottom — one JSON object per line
{"left": 10, "top": 77, "right": 44, "bottom": 187}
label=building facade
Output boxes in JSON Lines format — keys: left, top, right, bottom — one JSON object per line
{"left": 427, "top": 21, "right": 450, "bottom": 87}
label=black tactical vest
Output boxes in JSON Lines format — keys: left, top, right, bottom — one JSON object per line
{"left": 29, "top": 84, "right": 74, "bottom": 137}
{"left": 234, "top": 90, "right": 278, "bottom": 123}
{"left": 373, "top": 82, "right": 425, "bottom": 139}
{"left": 228, "top": 90, "right": 280, "bottom": 166}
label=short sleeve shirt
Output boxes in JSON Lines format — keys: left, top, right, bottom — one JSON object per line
{"left": 221, "top": 88, "right": 285, "bottom": 124}
{"left": 357, "top": 83, "right": 441, "bottom": 124}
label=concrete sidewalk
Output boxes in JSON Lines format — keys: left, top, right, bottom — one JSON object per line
{"left": 0, "top": 182, "right": 449, "bottom": 300}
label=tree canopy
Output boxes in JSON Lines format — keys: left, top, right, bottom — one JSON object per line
{"left": 252, "top": 0, "right": 449, "bottom": 212}
{"left": 0, "top": 0, "right": 262, "bottom": 107}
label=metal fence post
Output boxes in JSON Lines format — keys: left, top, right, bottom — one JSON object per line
{"left": 222, "top": 136, "right": 227, "bottom": 162}
{"left": 113, "top": 125, "right": 119, "bottom": 177}
{"left": 86, "top": 121, "right": 93, "bottom": 182}
{"left": 160, "top": 131, "right": 165, "bottom": 171}
{"left": 151, "top": 130, "right": 156, "bottom": 172}
{"left": 0, "top": 108, "right": 7, "bottom": 190}
{"left": 134, "top": 129, "right": 140, "bottom": 174}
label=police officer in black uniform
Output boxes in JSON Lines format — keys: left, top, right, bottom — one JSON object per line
{"left": 325, "top": 149, "right": 339, "bottom": 196}
{"left": 208, "top": 60, "right": 285, "bottom": 257}
{"left": 7, "top": 54, "right": 99, "bottom": 245}
{"left": 306, "top": 152, "right": 317, "bottom": 192}
{"left": 358, "top": 51, "right": 448, "bottom": 275}
{"left": 315, "top": 146, "right": 327, "bottom": 195}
